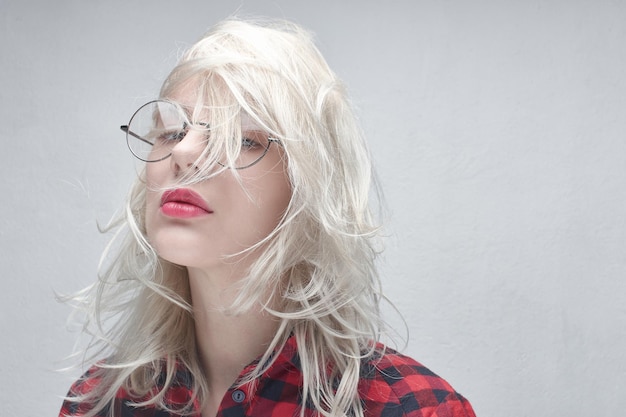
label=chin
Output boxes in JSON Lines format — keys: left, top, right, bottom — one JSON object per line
{"left": 154, "top": 246, "right": 211, "bottom": 269}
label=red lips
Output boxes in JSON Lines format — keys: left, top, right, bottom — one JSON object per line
{"left": 160, "top": 188, "right": 213, "bottom": 218}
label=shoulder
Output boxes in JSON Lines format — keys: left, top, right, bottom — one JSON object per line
{"left": 358, "top": 346, "right": 476, "bottom": 417}
{"left": 59, "top": 361, "right": 197, "bottom": 417}
{"left": 59, "top": 364, "right": 110, "bottom": 417}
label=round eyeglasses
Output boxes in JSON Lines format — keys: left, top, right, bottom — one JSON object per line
{"left": 120, "top": 100, "right": 280, "bottom": 169}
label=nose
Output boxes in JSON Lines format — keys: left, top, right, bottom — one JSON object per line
{"left": 169, "top": 128, "right": 208, "bottom": 173}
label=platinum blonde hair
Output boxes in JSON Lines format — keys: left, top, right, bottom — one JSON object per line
{"left": 64, "top": 18, "right": 386, "bottom": 417}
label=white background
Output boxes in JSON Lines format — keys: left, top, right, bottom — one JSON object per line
{"left": 1, "top": 1, "right": 625, "bottom": 416}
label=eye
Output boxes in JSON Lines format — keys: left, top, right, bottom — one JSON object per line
{"left": 162, "top": 129, "right": 187, "bottom": 141}
{"left": 240, "top": 131, "right": 269, "bottom": 151}
{"left": 156, "top": 122, "right": 188, "bottom": 143}
{"left": 241, "top": 136, "right": 258, "bottom": 149}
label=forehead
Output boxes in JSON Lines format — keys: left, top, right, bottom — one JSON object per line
{"left": 164, "top": 78, "right": 203, "bottom": 108}
{"left": 164, "top": 78, "right": 264, "bottom": 132}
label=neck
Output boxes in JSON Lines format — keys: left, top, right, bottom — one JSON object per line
{"left": 187, "top": 267, "right": 278, "bottom": 392}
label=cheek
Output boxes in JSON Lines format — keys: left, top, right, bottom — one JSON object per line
{"left": 243, "top": 170, "right": 291, "bottom": 234}
{"left": 265, "top": 180, "right": 291, "bottom": 223}
{"left": 144, "top": 189, "right": 159, "bottom": 236}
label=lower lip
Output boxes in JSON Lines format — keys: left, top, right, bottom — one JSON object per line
{"left": 161, "top": 202, "right": 211, "bottom": 218}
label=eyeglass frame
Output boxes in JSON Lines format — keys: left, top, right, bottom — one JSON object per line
{"left": 120, "top": 100, "right": 281, "bottom": 170}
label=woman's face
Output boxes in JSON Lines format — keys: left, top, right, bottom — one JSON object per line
{"left": 144, "top": 85, "right": 291, "bottom": 274}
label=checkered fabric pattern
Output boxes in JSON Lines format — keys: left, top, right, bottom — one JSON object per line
{"left": 60, "top": 336, "right": 475, "bottom": 417}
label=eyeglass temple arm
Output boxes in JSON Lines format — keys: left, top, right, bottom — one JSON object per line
{"left": 120, "top": 125, "right": 153, "bottom": 147}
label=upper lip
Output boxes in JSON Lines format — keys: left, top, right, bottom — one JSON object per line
{"left": 161, "top": 188, "right": 213, "bottom": 213}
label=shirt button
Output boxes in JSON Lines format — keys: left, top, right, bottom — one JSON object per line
{"left": 232, "top": 389, "right": 246, "bottom": 403}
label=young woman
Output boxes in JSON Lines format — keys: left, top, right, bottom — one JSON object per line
{"left": 60, "top": 18, "right": 475, "bottom": 417}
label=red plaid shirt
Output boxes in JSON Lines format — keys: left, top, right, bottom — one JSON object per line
{"left": 60, "top": 336, "right": 475, "bottom": 417}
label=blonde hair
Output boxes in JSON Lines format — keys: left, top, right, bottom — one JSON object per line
{"left": 65, "top": 18, "right": 385, "bottom": 417}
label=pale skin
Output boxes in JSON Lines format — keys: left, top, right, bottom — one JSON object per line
{"left": 144, "top": 85, "right": 291, "bottom": 417}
